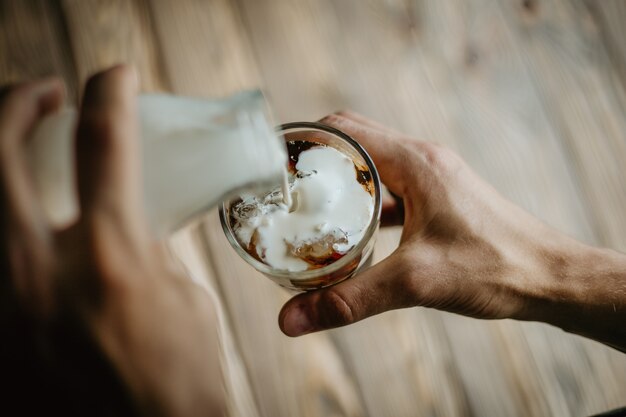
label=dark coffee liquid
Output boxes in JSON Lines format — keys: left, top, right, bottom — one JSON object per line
{"left": 286, "top": 140, "right": 374, "bottom": 196}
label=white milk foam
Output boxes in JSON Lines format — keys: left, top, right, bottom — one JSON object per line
{"left": 232, "top": 145, "right": 374, "bottom": 272}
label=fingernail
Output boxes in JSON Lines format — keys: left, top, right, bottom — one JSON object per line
{"left": 283, "top": 305, "right": 314, "bottom": 336}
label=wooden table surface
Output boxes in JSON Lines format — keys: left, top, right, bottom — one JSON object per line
{"left": 2, "top": 1, "right": 626, "bottom": 416}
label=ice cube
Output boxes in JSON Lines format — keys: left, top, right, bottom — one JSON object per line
{"left": 286, "top": 228, "right": 348, "bottom": 263}
{"left": 232, "top": 197, "right": 262, "bottom": 222}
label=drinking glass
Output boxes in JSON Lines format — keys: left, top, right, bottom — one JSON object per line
{"left": 220, "top": 122, "right": 382, "bottom": 291}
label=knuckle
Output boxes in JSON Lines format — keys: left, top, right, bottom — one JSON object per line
{"left": 105, "top": 64, "right": 135, "bottom": 84}
{"left": 85, "top": 231, "right": 120, "bottom": 277}
{"left": 320, "top": 112, "right": 348, "bottom": 128}
{"left": 417, "top": 142, "right": 461, "bottom": 174}
{"left": 83, "top": 73, "right": 105, "bottom": 97}
{"left": 79, "top": 225, "right": 139, "bottom": 295}
{"left": 334, "top": 110, "right": 355, "bottom": 119}
{"left": 318, "top": 288, "right": 356, "bottom": 327}
{"left": 77, "top": 110, "right": 126, "bottom": 151}
{"left": 417, "top": 141, "right": 445, "bottom": 162}
{"left": 394, "top": 246, "right": 446, "bottom": 308}
{"left": 86, "top": 68, "right": 118, "bottom": 92}
{"left": 84, "top": 65, "right": 134, "bottom": 98}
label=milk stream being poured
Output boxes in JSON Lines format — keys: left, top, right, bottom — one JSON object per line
{"left": 27, "top": 91, "right": 287, "bottom": 236}
{"left": 231, "top": 145, "right": 375, "bottom": 272}
{"left": 281, "top": 170, "right": 292, "bottom": 208}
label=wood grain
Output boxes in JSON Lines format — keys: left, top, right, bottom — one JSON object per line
{"left": 499, "top": 0, "right": 626, "bottom": 252}
{"left": 586, "top": 0, "right": 626, "bottom": 97}
{"left": 0, "top": 0, "right": 77, "bottom": 98}
{"left": 236, "top": 1, "right": 497, "bottom": 416}
{"left": 147, "top": 0, "right": 260, "bottom": 96}
{"left": 60, "top": 0, "right": 165, "bottom": 92}
{"left": 237, "top": 0, "right": 626, "bottom": 415}
{"left": 168, "top": 224, "right": 260, "bottom": 417}
{"left": 2, "top": 0, "right": 626, "bottom": 415}
{"left": 493, "top": 1, "right": 626, "bottom": 414}
{"left": 148, "top": 1, "right": 365, "bottom": 416}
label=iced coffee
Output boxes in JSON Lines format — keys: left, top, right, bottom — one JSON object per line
{"left": 220, "top": 122, "right": 381, "bottom": 291}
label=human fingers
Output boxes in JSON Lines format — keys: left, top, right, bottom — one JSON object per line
{"left": 279, "top": 251, "right": 416, "bottom": 336}
{"left": 0, "top": 78, "right": 64, "bottom": 313}
{"left": 318, "top": 112, "right": 410, "bottom": 197}
{"left": 0, "top": 78, "right": 65, "bottom": 137}
{"left": 75, "top": 65, "right": 146, "bottom": 241}
{"left": 331, "top": 110, "right": 405, "bottom": 137}
{"left": 0, "top": 78, "right": 65, "bottom": 233}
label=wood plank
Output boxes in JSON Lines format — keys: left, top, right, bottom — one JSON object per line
{"left": 586, "top": 0, "right": 626, "bottom": 97}
{"left": 238, "top": 0, "right": 625, "bottom": 415}
{"left": 4, "top": 0, "right": 625, "bottom": 416}
{"left": 147, "top": 0, "right": 260, "bottom": 97}
{"left": 492, "top": 321, "right": 626, "bottom": 416}
{"left": 168, "top": 225, "right": 260, "bottom": 417}
{"left": 412, "top": 1, "right": 626, "bottom": 415}
{"left": 492, "top": 1, "right": 626, "bottom": 414}
{"left": 426, "top": 1, "right": 626, "bottom": 415}
{"left": 499, "top": 0, "right": 626, "bottom": 252}
{"left": 60, "top": 0, "right": 165, "bottom": 92}
{"left": 147, "top": 1, "right": 365, "bottom": 416}
{"left": 59, "top": 1, "right": 261, "bottom": 416}
{"left": 0, "top": 0, "right": 77, "bottom": 98}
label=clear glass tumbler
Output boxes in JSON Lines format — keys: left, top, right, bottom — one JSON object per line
{"left": 219, "top": 122, "right": 382, "bottom": 291}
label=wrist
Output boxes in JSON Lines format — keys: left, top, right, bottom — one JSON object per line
{"left": 519, "top": 238, "right": 626, "bottom": 349}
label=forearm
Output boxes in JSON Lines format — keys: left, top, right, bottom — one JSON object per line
{"left": 520, "top": 240, "right": 626, "bottom": 351}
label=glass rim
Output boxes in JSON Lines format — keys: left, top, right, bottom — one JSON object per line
{"left": 219, "top": 121, "right": 382, "bottom": 281}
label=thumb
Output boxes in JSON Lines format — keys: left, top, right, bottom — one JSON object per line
{"left": 278, "top": 252, "right": 411, "bottom": 336}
